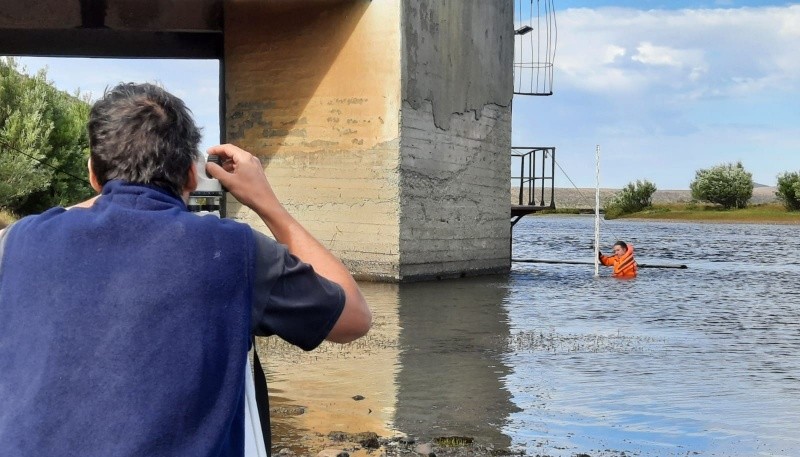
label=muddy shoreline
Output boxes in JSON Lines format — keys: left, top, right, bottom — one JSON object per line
{"left": 270, "top": 428, "right": 636, "bottom": 457}
{"left": 272, "top": 430, "right": 520, "bottom": 457}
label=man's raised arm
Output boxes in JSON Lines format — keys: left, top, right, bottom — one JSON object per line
{"left": 206, "top": 144, "right": 371, "bottom": 344}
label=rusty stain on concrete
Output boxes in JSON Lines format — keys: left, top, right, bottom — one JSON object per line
{"left": 224, "top": 0, "right": 512, "bottom": 281}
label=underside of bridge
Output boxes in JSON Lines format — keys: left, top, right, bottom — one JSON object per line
{"left": 0, "top": 0, "right": 513, "bottom": 282}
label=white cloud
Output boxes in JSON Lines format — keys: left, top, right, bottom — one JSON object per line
{"left": 632, "top": 42, "right": 698, "bottom": 68}
{"left": 551, "top": 5, "right": 800, "bottom": 98}
{"left": 603, "top": 45, "right": 627, "bottom": 64}
{"left": 688, "top": 65, "right": 707, "bottom": 82}
{"left": 513, "top": 5, "right": 800, "bottom": 189}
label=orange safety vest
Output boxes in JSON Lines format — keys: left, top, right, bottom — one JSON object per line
{"left": 600, "top": 245, "right": 638, "bottom": 278}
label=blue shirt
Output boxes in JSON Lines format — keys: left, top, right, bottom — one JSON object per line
{"left": 0, "top": 181, "right": 344, "bottom": 457}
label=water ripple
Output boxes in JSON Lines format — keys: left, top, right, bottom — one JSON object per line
{"left": 505, "top": 216, "right": 800, "bottom": 456}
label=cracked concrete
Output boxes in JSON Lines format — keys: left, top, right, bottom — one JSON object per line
{"left": 402, "top": 0, "right": 514, "bottom": 130}
{"left": 223, "top": 0, "right": 512, "bottom": 281}
{"left": 398, "top": 100, "right": 512, "bottom": 280}
{"left": 398, "top": 0, "right": 513, "bottom": 280}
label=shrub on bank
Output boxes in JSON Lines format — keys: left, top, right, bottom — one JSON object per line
{"left": 690, "top": 162, "right": 753, "bottom": 209}
{"left": 776, "top": 171, "right": 800, "bottom": 211}
{"left": 604, "top": 179, "right": 657, "bottom": 219}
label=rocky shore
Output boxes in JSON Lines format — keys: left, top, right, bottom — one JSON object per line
{"left": 271, "top": 430, "right": 518, "bottom": 457}
{"left": 271, "top": 429, "right": 639, "bottom": 457}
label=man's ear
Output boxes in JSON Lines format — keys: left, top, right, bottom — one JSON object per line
{"left": 184, "top": 162, "right": 198, "bottom": 194}
{"left": 87, "top": 158, "right": 102, "bottom": 193}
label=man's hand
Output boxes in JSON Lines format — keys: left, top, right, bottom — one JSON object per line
{"left": 205, "top": 144, "right": 286, "bottom": 221}
{"left": 206, "top": 143, "right": 371, "bottom": 344}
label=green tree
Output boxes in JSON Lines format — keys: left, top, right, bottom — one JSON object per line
{"left": 0, "top": 57, "right": 93, "bottom": 215}
{"left": 690, "top": 162, "right": 753, "bottom": 209}
{"left": 604, "top": 179, "right": 657, "bottom": 219}
{"left": 776, "top": 171, "right": 800, "bottom": 211}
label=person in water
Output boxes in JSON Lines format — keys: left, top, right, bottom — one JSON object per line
{"left": 599, "top": 240, "right": 638, "bottom": 278}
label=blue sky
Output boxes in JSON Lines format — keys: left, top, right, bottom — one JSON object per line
{"left": 12, "top": 57, "right": 221, "bottom": 155}
{"left": 513, "top": 0, "right": 800, "bottom": 188}
{"left": 13, "top": 0, "right": 800, "bottom": 190}
{"left": 558, "top": 0, "right": 793, "bottom": 7}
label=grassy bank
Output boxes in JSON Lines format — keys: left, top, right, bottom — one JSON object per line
{"left": 617, "top": 203, "right": 800, "bottom": 223}
{"left": 0, "top": 210, "right": 16, "bottom": 229}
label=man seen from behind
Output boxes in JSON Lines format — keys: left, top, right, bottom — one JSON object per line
{"left": 0, "top": 83, "right": 371, "bottom": 456}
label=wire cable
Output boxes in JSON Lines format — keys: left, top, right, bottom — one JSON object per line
{"left": 0, "top": 138, "right": 92, "bottom": 186}
{"left": 551, "top": 154, "right": 622, "bottom": 241}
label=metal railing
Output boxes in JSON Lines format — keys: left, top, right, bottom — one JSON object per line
{"left": 511, "top": 146, "right": 555, "bottom": 208}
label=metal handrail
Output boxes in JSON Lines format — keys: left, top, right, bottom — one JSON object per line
{"left": 511, "top": 146, "right": 556, "bottom": 207}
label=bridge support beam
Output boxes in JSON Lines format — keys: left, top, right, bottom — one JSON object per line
{"left": 223, "top": 0, "right": 513, "bottom": 281}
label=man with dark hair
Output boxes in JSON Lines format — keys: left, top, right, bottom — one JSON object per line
{"left": 87, "top": 83, "right": 202, "bottom": 197}
{"left": 599, "top": 240, "right": 638, "bottom": 278}
{"left": 0, "top": 83, "right": 371, "bottom": 456}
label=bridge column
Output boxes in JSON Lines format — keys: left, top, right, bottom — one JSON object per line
{"left": 224, "top": 0, "right": 403, "bottom": 280}
{"left": 224, "top": 0, "right": 512, "bottom": 281}
{"left": 398, "top": 1, "right": 514, "bottom": 280}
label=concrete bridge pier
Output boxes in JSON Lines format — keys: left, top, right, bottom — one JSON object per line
{"left": 224, "top": 0, "right": 514, "bottom": 282}
{"left": 0, "top": 0, "right": 513, "bottom": 282}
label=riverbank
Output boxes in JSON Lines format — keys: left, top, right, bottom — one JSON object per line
{"left": 614, "top": 203, "right": 800, "bottom": 224}
{"left": 270, "top": 430, "right": 527, "bottom": 457}
{"left": 271, "top": 428, "right": 631, "bottom": 457}
{"left": 511, "top": 186, "right": 780, "bottom": 209}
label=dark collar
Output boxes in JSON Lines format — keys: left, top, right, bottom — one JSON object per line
{"left": 98, "top": 180, "right": 187, "bottom": 211}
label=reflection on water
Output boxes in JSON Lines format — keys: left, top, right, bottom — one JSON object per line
{"left": 394, "top": 278, "right": 518, "bottom": 449}
{"left": 261, "top": 278, "right": 518, "bottom": 453}
{"left": 262, "top": 216, "right": 800, "bottom": 456}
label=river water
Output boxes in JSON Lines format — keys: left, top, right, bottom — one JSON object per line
{"left": 262, "top": 215, "right": 800, "bottom": 456}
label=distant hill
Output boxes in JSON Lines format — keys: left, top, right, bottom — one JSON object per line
{"left": 511, "top": 187, "right": 779, "bottom": 209}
